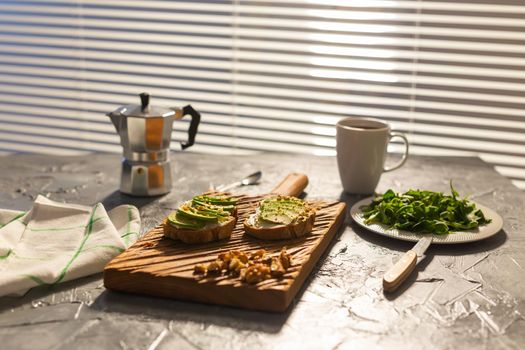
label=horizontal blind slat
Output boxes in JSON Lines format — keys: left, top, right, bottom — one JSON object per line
{"left": 0, "top": 0, "right": 524, "bottom": 189}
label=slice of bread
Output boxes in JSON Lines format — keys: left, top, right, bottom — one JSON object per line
{"left": 164, "top": 215, "right": 237, "bottom": 244}
{"left": 244, "top": 205, "right": 316, "bottom": 240}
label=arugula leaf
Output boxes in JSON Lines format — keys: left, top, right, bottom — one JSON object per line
{"left": 450, "top": 180, "right": 459, "bottom": 199}
{"left": 362, "top": 183, "right": 491, "bottom": 235}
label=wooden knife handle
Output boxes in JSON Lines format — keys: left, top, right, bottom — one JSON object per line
{"left": 271, "top": 173, "right": 309, "bottom": 197}
{"left": 383, "top": 250, "right": 417, "bottom": 293}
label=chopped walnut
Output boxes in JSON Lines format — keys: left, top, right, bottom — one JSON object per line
{"left": 270, "top": 257, "right": 285, "bottom": 277}
{"left": 229, "top": 257, "right": 246, "bottom": 274}
{"left": 251, "top": 249, "right": 266, "bottom": 259}
{"left": 194, "top": 248, "right": 292, "bottom": 283}
{"left": 279, "top": 249, "right": 291, "bottom": 269}
{"left": 194, "top": 264, "right": 207, "bottom": 275}
{"left": 215, "top": 259, "right": 227, "bottom": 271}
{"left": 207, "top": 261, "right": 221, "bottom": 274}
{"left": 243, "top": 264, "right": 271, "bottom": 284}
{"left": 218, "top": 251, "right": 231, "bottom": 262}
{"left": 249, "top": 250, "right": 264, "bottom": 264}
{"left": 237, "top": 253, "right": 248, "bottom": 264}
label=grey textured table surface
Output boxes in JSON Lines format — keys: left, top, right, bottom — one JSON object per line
{"left": 0, "top": 153, "right": 523, "bottom": 350}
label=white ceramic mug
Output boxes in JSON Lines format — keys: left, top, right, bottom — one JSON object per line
{"left": 336, "top": 117, "right": 409, "bottom": 194}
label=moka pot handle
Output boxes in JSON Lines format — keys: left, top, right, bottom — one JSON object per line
{"left": 180, "top": 105, "right": 201, "bottom": 150}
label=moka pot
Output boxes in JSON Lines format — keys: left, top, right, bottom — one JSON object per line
{"left": 107, "top": 92, "right": 201, "bottom": 196}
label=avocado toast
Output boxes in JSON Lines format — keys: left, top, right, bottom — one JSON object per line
{"left": 164, "top": 195, "right": 238, "bottom": 244}
{"left": 244, "top": 196, "right": 316, "bottom": 240}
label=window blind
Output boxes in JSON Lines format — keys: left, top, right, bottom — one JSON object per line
{"left": 0, "top": 0, "right": 524, "bottom": 189}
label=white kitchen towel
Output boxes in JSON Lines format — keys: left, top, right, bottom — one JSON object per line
{"left": 0, "top": 195, "right": 141, "bottom": 297}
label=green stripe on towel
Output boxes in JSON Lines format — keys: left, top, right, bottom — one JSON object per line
{"left": 0, "top": 212, "right": 26, "bottom": 228}
{"left": 0, "top": 249, "right": 12, "bottom": 260}
{"left": 52, "top": 203, "right": 100, "bottom": 285}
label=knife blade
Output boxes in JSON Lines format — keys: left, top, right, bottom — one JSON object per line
{"left": 411, "top": 236, "right": 432, "bottom": 257}
{"left": 383, "top": 236, "right": 432, "bottom": 293}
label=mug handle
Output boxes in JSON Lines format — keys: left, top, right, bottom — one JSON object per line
{"left": 383, "top": 131, "right": 409, "bottom": 172}
{"left": 180, "top": 105, "right": 201, "bottom": 150}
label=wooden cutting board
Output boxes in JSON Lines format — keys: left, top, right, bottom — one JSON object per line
{"left": 103, "top": 174, "right": 347, "bottom": 312}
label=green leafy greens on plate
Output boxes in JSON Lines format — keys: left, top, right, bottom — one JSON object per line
{"left": 362, "top": 182, "right": 491, "bottom": 235}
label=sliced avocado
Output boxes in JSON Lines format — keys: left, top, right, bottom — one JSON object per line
{"left": 259, "top": 196, "right": 307, "bottom": 225}
{"left": 191, "top": 199, "right": 234, "bottom": 213}
{"left": 177, "top": 207, "right": 218, "bottom": 223}
{"left": 196, "top": 208, "right": 230, "bottom": 218}
{"left": 167, "top": 212, "right": 205, "bottom": 230}
{"left": 191, "top": 203, "right": 231, "bottom": 218}
{"left": 194, "top": 195, "right": 238, "bottom": 206}
{"left": 168, "top": 195, "right": 237, "bottom": 228}
{"left": 261, "top": 212, "right": 294, "bottom": 225}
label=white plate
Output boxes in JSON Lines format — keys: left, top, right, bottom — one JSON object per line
{"left": 350, "top": 197, "right": 503, "bottom": 244}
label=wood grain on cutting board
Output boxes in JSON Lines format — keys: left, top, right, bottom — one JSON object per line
{"left": 104, "top": 174, "right": 346, "bottom": 312}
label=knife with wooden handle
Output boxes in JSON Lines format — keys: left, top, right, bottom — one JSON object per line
{"left": 271, "top": 172, "right": 309, "bottom": 197}
{"left": 383, "top": 236, "right": 432, "bottom": 292}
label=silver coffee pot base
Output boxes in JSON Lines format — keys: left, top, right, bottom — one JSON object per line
{"left": 120, "top": 159, "right": 172, "bottom": 196}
